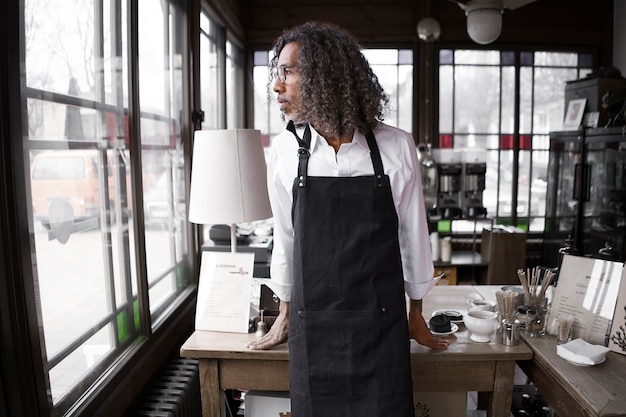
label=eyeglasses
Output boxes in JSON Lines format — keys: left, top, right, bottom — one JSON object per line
{"left": 272, "top": 65, "right": 297, "bottom": 83}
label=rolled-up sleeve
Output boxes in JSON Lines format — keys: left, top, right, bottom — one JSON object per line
{"left": 392, "top": 130, "right": 436, "bottom": 301}
{"left": 265, "top": 132, "right": 296, "bottom": 302}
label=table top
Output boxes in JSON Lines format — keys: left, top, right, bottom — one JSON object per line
{"left": 520, "top": 333, "right": 626, "bottom": 416}
{"left": 181, "top": 285, "right": 532, "bottom": 362}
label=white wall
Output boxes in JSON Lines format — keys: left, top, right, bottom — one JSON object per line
{"left": 614, "top": 1, "right": 626, "bottom": 75}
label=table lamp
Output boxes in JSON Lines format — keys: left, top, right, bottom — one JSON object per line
{"left": 188, "top": 129, "right": 272, "bottom": 251}
{"left": 188, "top": 129, "right": 272, "bottom": 333}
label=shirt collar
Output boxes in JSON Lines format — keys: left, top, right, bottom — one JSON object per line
{"left": 298, "top": 124, "right": 370, "bottom": 153}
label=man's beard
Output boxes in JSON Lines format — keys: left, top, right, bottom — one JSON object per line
{"left": 282, "top": 109, "right": 306, "bottom": 125}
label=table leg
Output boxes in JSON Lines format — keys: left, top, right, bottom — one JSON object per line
{"left": 487, "top": 360, "right": 515, "bottom": 417}
{"left": 199, "top": 359, "right": 221, "bottom": 417}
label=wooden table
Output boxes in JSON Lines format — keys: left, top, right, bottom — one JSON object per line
{"left": 180, "top": 285, "right": 532, "bottom": 417}
{"left": 477, "top": 284, "right": 626, "bottom": 417}
{"left": 517, "top": 334, "right": 626, "bottom": 417}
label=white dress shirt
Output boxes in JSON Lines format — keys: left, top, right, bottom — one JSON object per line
{"left": 266, "top": 122, "right": 436, "bottom": 302}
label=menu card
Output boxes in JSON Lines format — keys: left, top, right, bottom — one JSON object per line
{"left": 609, "top": 266, "right": 626, "bottom": 355}
{"left": 547, "top": 255, "right": 624, "bottom": 346}
{"left": 195, "top": 251, "right": 255, "bottom": 333}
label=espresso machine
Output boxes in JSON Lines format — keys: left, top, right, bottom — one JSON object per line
{"left": 435, "top": 163, "right": 463, "bottom": 219}
{"left": 462, "top": 162, "right": 487, "bottom": 218}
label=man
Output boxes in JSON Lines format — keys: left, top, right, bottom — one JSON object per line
{"left": 247, "top": 21, "right": 448, "bottom": 417}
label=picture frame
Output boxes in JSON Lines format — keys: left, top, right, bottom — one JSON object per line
{"left": 562, "top": 98, "right": 587, "bottom": 130}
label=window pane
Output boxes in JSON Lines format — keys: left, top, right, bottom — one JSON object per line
{"left": 535, "top": 51, "right": 577, "bottom": 66}
{"left": 483, "top": 150, "right": 499, "bottom": 218}
{"left": 25, "top": 0, "right": 95, "bottom": 96}
{"left": 227, "top": 40, "right": 245, "bottom": 128}
{"left": 27, "top": 99, "right": 99, "bottom": 141}
{"left": 455, "top": 50, "right": 500, "bottom": 65}
{"left": 397, "top": 64, "right": 413, "bottom": 133}
{"left": 362, "top": 49, "right": 398, "bottom": 64}
{"left": 454, "top": 65, "right": 500, "bottom": 133}
{"left": 29, "top": 146, "right": 137, "bottom": 406}
{"left": 139, "top": 0, "right": 189, "bottom": 320}
{"left": 253, "top": 63, "right": 271, "bottom": 135}
{"left": 200, "top": 12, "right": 223, "bottom": 130}
{"left": 439, "top": 65, "right": 453, "bottom": 132}
{"left": 498, "top": 150, "right": 515, "bottom": 217}
{"left": 533, "top": 67, "right": 579, "bottom": 133}
{"left": 518, "top": 150, "right": 532, "bottom": 217}
{"left": 439, "top": 49, "right": 454, "bottom": 65}
{"left": 454, "top": 134, "right": 498, "bottom": 149}
{"left": 519, "top": 66, "right": 533, "bottom": 134}
{"left": 369, "top": 49, "right": 413, "bottom": 131}
{"left": 371, "top": 64, "right": 399, "bottom": 125}
{"left": 501, "top": 66, "right": 515, "bottom": 133}
{"left": 531, "top": 149, "right": 549, "bottom": 217}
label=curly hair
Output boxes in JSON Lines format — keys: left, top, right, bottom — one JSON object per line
{"left": 270, "top": 21, "right": 389, "bottom": 137}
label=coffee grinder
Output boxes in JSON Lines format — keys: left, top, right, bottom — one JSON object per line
{"left": 463, "top": 162, "right": 487, "bottom": 218}
{"left": 435, "top": 163, "right": 463, "bottom": 219}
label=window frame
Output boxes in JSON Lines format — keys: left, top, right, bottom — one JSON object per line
{"left": 435, "top": 44, "right": 597, "bottom": 229}
{"left": 1, "top": 0, "right": 198, "bottom": 416}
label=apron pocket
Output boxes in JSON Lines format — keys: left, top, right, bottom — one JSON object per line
{"left": 295, "top": 308, "right": 393, "bottom": 397}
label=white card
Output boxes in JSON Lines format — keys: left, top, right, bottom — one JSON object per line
{"left": 195, "top": 251, "right": 255, "bottom": 333}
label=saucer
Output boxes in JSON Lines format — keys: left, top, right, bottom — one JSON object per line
{"left": 432, "top": 310, "right": 464, "bottom": 323}
{"left": 430, "top": 323, "right": 458, "bottom": 336}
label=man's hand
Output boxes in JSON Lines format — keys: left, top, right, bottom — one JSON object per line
{"left": 247, "top": 301, "right": 290, "bottom": 350}
{"left": 408, "top": 299, "right": 449, "bottom": 350}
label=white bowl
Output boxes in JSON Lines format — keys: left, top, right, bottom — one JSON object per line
{"left": 464, "top": 310, "right": 498, "bottom": 342}
{"left": 467, "top": 298, "right": 497, "bottom": 312}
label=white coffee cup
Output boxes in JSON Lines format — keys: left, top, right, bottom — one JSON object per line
{"left": 467, "top": 298, "right": 497, "bottom": 312}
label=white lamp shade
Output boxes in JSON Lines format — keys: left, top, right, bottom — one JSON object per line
{"left": 188, "top": 129, "right": 272, "bottom": 225}
{"left": 466, "top": 8, "right": 502, "bottom": 44}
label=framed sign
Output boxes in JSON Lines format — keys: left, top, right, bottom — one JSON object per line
{"left": 609, "top": 268, "right": 626, "bottom": 355}
{"left": 195, "top": 251, "right": 255, "bottom": 333}
{"left": 562, "top": 98, "right": 587, "bottom": 131}
{"left": 547, "top": 255, "right": 623, "bottom": 346}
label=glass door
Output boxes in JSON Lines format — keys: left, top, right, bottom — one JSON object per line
{"left": 543, "top": 130, "right": 584, "bottom": 267}
{"left": 583, "top": 128, "right": 626, "bottom": 261}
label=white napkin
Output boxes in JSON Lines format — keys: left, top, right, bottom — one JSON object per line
{"left": 556, "top": 338, "right": 610, "bottom": 365}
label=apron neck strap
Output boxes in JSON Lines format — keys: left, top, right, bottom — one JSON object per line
{"left": 365, "top": 129, "right": 386, "bottom": 188}
{"left": 287, "top": 120, "right": 311, "bottom": 188}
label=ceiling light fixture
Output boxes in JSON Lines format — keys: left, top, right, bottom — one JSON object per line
{"left": 451, "top": 0, "right": 539, "bottom": 45}
{"left": 459, "top": 0, "right": 504, "bottom": 45}
{"left": 417, "top": 17, "right": 442, "bottom": 42}
{"left": 463, "top": 0, "right": 503, "bottom": 44}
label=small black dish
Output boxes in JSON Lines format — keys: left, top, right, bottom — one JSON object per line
{"left": 429, "top": 314, "right": 452, "bottom": 333}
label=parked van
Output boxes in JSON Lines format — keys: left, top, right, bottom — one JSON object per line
{"left": 30, "top": 150, "right": 116, "bottom": 229}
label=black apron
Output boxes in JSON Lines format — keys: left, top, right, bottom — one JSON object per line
{"left": 286, "top": 121, "right": 414, "bottom": 417}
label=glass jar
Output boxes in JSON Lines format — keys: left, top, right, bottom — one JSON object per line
{"left": 526, "top": 308, "right": 547, "bottom": 338}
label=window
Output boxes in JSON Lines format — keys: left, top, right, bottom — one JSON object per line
{"left": 252, "top": 48, "right": 414, "bottom": 139}
{"left": 199, "top": 10, "right": 245, "bottom": 130}
{"left": 198, "top": 10, "right": 247, "bottom": 243}
{"left": 22, "top": 0, "right": 192, "bottom": 414}
{"left": 438, "top": 48, "right": 593, "bottom": 231}
{"left": 226, "top": 39, "right": 245, "bottom": 128}
{"left": 362, "top": 49, "right": 413, "bottom": 133}
{"left": 200, "top": 10, "right": 224, "bottom": 130}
